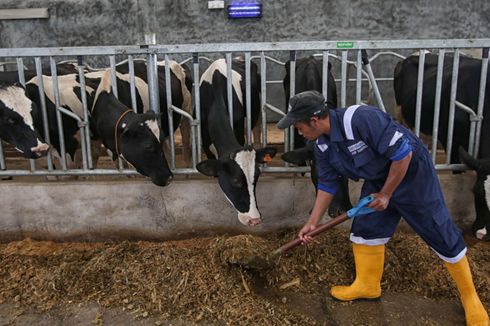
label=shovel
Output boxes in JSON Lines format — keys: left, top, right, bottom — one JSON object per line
{"left": 238, "top": 195, "right": 375, "bottom": 269}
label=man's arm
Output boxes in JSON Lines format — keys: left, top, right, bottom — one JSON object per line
{"left": 369, "top": 151, "right": 412, "bottom": 211}
{"left": 299, "top": 189, "right": 334, "bottom": 242}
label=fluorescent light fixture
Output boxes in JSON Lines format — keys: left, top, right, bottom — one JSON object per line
{"left": 227, "top": 1, "right": 262, "bottom": 19}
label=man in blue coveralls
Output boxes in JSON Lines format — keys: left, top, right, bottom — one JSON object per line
{"left": 277, "top": 90, "right": 488, "bottom": 326}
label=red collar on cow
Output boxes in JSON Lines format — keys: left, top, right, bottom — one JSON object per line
{"left": 114, "top": 109, "right": 134, "bottom": 157}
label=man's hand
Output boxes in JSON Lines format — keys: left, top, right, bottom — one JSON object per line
{"left": 368, "top": 192, "right": 390, "bottom": 211}
{"left": 298, "top": 222, "right": 317, "bottom": 243}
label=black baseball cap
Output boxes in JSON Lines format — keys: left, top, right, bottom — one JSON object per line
{"left": 277, "top": 90, "right": 328, "bottom": 129}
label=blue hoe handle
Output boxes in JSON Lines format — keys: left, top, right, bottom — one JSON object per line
{"left": 347, "top": 195, "right": 375, "bottom": 218}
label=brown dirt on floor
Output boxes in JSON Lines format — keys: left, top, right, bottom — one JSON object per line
{"left": 0, "top": 229, "right": 488, "bottom": 325}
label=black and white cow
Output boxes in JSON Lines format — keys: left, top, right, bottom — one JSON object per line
{"left": 0, "top": 83, "right": 49, "bottom": 158}
{"left": 281, "top": 56, "right": 352, "bottom": 216}
{"left": 25, "top": 69, "right": 173, "bottom": 186}
{"left": 394, "top": 52, "right": 490, "bottom": 164}
{"left": 459, "top": 147, "right": 490, "bottom": 240}
{"left": 115, "top": 60, "right": 194, "bottom": 165}
{"left": 197, "top": 58, "right": 276, "bottom": 226}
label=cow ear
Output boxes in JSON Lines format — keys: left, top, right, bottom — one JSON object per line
{"left": 196, "top": 159, "right": 223, "bottom": 177}
{"left": 256, "top": 147, "right": 277, "bottom": 163}
{"left": 281, "top": 147, "right": 314, "bottom": 166}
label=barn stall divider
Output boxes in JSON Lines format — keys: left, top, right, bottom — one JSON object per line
{"left": 0, "top": 39, "right": 488, "bottom": 241}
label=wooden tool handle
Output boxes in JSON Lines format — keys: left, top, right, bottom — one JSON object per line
{"left": 273, "top": 213, "right": 349, "bottom": 255}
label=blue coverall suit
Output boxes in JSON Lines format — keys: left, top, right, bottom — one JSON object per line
{"left": 315, "top": 105, "right": 467, "bottom": 262}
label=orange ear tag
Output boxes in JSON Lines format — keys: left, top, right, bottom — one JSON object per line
{"left": 263, "top": 154, "right": 273, "bottom": 163}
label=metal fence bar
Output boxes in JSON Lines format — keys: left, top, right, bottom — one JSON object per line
{"left": 288, "top": 50, "right": 296, "bottom": 152}
{"left": 322, "top": 50, "right": 329, "bottom": 101}
{"left": 474, "top": 47, "right": 489, "bottom": 158}
{"left": 16, "top": 57, "right": 36, "bottom": 171}
{"left": 0, "top": 141, "right": 5, "bottom": 170}
{"left": 340, "top": 50, "right": 347, "bottom": 107}
{"left": 34, "top": 57, "right": 54, "bottom": 171}
{"left": 109, "top": 56, "right": 119, "bottom": 98}
{"left": 445, "top": 49, "right": 460, "bottom": 165}
{"left": 193, "top": 53, "right": 202, "bottom": 161}
{"left": 226, "top": 53, "right": 234, "bottom": 130}
{"left": 245, "top": 52, "right": 252, "bottom": 145}
{"left": 356, "top": 50, "right": 362, "bottom": 104}
{"left": 49, "top": 57, "right": 67, "bottom": 170}
{"left": 4, "top": 39, "right": 490, "bottom": 57}
{"left": 414, "top": 50, "right": 426, "bottom": 137}
{"left": 146, "top": 53, "right": 160, "bottom": 114}
{"left": 455, "top": 101, "right": 477, "bottom": 156}
{"left": 76, "top": 56, "right": 91, "bottom": 170}
{"left": 431, "top": 49, "right": 446, "bottom": 163}
{"left": 260, "top": 52, "right": 267, "bottom": 148}
{"left": 127, "top": 55, "right": 138, "bottom": 113}
{"left": 361, "top": 50, "right": 386, "bottom": 112}
{"left": 164, "top": 54, "right": 176, "bottom": 170}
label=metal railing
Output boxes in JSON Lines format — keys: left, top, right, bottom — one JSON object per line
{"left": 0, "top": 38, "right": 488, "bottom": 178}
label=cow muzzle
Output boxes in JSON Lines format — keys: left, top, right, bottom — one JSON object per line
{"left": 238, "top": 213, "right": 262, "bottom": 226}
{"left": 31, "top": 143, "right": 50, "bottom": 157}
{"left": 150, "top": 174, "right": 173, "bottom": 187}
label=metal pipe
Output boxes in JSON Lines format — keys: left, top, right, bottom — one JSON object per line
{"left": 414, "top": 50, "right": 426, "bottom": 137}
{"left": 245, "top": 52, "right": 252, "bottom": 145}
{"left": 473, "top": 47, "right": 489, "bottom": 158}
{"left": 455, "top": 100, "right": 478, "bottom": 156}
{"left": 164, "top": 54, "right": 176, "bottom": 170}
{"left": 445, "top": 49, "right": 460, "bottom": 165}
{"left": 193, "top": 53, "right": 202, "bottom": 161}
{"left": 146, "top": 53, "right": 160, "bottom": 114}
{"left": 50, "top": 57, "right": 67, "bottom": 170}
{"left": 226, "top": 52, "right": 234, "bottom": 130}
{"left": 288, "top": 50, "right": 296, "bottom": 152}
{"left": 260, "top": 52, "right": 267, "bottom": 148}
{"left": 17, "top": 58, "right": 36, "bottom": 171}
{"left": 0, "top": 141, "right": 5, "bottom": 170}
{"left": 431, "top": 49, "right": 445, "bottom": 163}
{"left": 356, "top": 50, "right": 362, "bottom": 104}
{"left": 340, "top": 50, "right": 347, "bottom": 107}
{"left": 322, "top": 50, "right": 329, "bottom": 101}
{"left": 109, "top": 56, "right": 119, "bottom": 99}
{"left": 77, "top": 56, "right": 91, "bottom": 170}
{"left": 361, "top": 50, "right": 386, "bottom": 112}
{"left": 34, "top": 57, "right": 54, "bottom": 171}
{"left": 264, "top": 103, "right": 286, "bottom": 116}
{"left": 127, "top": 55, "right": 138, "bottom": 112}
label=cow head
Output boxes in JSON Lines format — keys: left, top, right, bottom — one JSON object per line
{"left": 459, "top": 147, "right": 490, "bottom": 240}
{"left": 0, "top": 84, "right": 49, "bottom": 159}
{"left": 197, "top": 146, "right": 276, "bottom": 226}
{"left": 118, "top": 112, "right": 173, "bottom": 187}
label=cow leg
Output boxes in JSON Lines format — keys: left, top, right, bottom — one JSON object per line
{"left": 472, "top": 179, "right": 490, "bottom": 241}
{"left": 328, "top": 176, "right": 352, "bottom": 216}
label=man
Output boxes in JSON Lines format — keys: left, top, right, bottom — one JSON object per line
{"left": 277, "top": 90, "right": 488, "bottom": 326}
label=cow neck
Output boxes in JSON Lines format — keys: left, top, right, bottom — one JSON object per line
{"left": 208, "top": 105, "right": 242, "bottom": 157}
{"left": 114, "top": 109, "right": 134, "bottom": 156}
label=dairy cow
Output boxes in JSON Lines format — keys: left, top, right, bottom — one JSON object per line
{"left": 282, "top": 56, "right": 352, "bottom": 216}
{"left": 394, "top": 53, "right": 490, "bottom": 164}
{"left": 0, "top": 83, "right": 49, "bottom": 158}
{"left": 459, "top": 147, "right": 490, "bottom": 240}
{"left": 25, "top": 69, "right": 173, "bottom": 186}
{"left": 198, "top": 59, "right": 276, "bottom": 226}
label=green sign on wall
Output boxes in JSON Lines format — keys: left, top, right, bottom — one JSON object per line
{"left": 336, "top": 41, "right": 354, "bottom": 49}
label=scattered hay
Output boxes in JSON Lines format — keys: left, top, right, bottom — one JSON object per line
{"left": 0, "top": 229, "right": 488, "bottom": 325}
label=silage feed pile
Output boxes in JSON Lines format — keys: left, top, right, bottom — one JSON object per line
{"left": 0, "top": 229, "right": 488, "bottom": 325}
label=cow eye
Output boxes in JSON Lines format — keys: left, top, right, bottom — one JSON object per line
{"left": 7, "top": 118, "right": 16, "bottom": 125}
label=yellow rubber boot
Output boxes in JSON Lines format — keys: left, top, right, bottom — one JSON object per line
{"left": 445, "top": 256, "right": 489, "bottom": 326}
{"left": 330, "top": 243, "right": 385, "bottom": 301}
